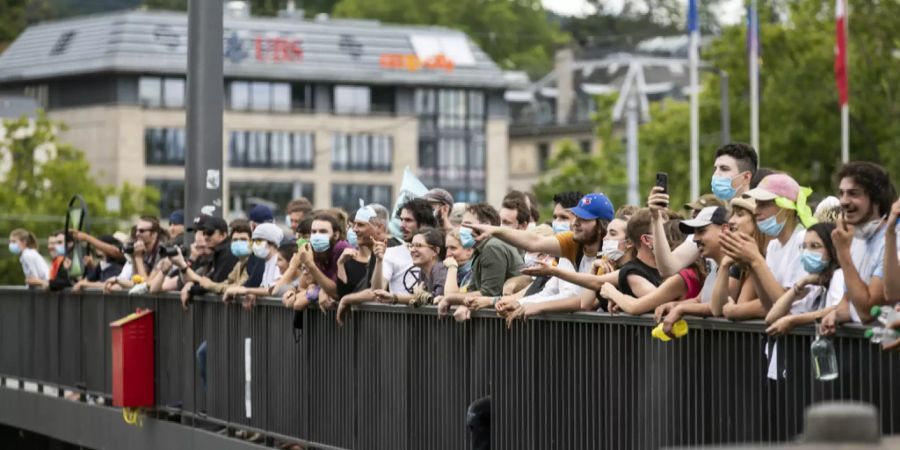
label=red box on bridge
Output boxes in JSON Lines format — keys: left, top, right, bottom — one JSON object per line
{"left": 110, "top": 308, "right": 155, "bottom": 408}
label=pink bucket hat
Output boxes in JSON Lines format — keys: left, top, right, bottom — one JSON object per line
{"left": 743, "top": 173, "right": 800, "bottom": 203}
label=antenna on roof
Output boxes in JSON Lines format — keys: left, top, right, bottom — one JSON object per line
{"left": 224, "top": 1, "right": 251, "bottom": 19}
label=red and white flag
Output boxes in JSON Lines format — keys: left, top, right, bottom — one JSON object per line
{"left": 834, "top": 0, "right": 849, "bottom": 106}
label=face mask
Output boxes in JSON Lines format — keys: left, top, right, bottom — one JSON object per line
{"left": 524, "top": 253, "right": 539, "bottom": 267}
{"left": 854, "top": 218, "right": 883, "bottom": 241}
{"left": 757, "top": 214, "right": 785, "bottom": 238}
{"left": 346, "top": 228, "right": 358, "bottom": 248}
{"left": 600, "top": 239, "right": 625, "bottom": 262}
{"left": 711, "top": 175, "right": 738, "bottom": 201}
{"left": 459, "top": 227, "right": 476, "bottom": 249}
{"left": 801, "top": 250, "right": 828, "bottom": 274}
{"left": 310, "top": 233, "right": 331, "bottom": 252}
{"left": 8, "top": 242, "right": 22, "bottom": 255}
{"left": 230, "top": 240, "right": 251, "bottom": 257}
{"left": 54, "top": 244, "right": 66, "bottom": 257}
{"left": 552, "top": 220, "right": 571, "bottom": 234}
{"left": 285, "top": 214, "right": 292, "bottom": 226}
{"left": 251, "top": 241, "right": 270, "bottom": 259}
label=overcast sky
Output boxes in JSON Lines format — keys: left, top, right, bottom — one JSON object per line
{"left": 542, "top": 0, "right": 746, "bottom": 25}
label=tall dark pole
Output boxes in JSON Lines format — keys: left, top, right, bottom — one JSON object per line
{"left": 719, "top": 70, "right": 730, "bottom": 145}
{"left": 185, "top": 0, "right": 224, "bottom": 246}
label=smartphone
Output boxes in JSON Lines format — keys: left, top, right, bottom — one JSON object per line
{"left": 296, "top": 237, "right": 308, "bottom": 248}
{"left": 655, "top": 172, "right": 668, "bottom": 194}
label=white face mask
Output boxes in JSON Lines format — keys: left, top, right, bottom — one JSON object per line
{"left": 251, "top": 242, "right": 270, "bottom": 259}
{"left": 600, "top": 239, "right": 625, "bottom": 262}
{"left": 854, "top": 218, "right": 883, "bottom": 241}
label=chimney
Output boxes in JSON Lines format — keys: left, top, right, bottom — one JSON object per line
{"left": 555, "top": 48, "right": 575, "bottom": 125}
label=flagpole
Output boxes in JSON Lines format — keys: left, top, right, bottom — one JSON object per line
{"left": 749, "top": 0, "right": 760, "bottom": 157}
{"left": 840, "top": 0, "right": 850, "bottom": 163}
{"left": 688, "top": 0, "right": 700, "bottom": 201}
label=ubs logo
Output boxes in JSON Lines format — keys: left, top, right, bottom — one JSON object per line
{"left": 224, "top": 31, "right": 249, "bottom": 63}
{"left": 153, "top": 25, "right": 181, "bottom": 50}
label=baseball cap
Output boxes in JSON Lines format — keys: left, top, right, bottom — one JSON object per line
{"left": 730, "top": 196, "right": 757, "bottom": 214}
{"left": 568, "top": 193, "right": 615, "bottom": 221}
{"left": 186, "top": 214, "right": 209, "bottom": 232}
{"left": 168, "top": 210, "right": 184, "bottom": 226}
{"left": 423, "top": 188, "right": 454, "bottom": 207}
{"left": 744, "top": 173, "right": 801, "bottom": 203}
{"left": 200, "top": 216, "right": 228, "bottom": 234}
{"left": 248, "top": 204, "right": 274, "bottom": 223}
{"left": 679, "top": 206, "right": 728, "bottom": 234}
{"left": 684, "top": 194, "right": 724, "bottom": 211}
{"left": 252, "top": 223, "right": 284, "bottom": 245}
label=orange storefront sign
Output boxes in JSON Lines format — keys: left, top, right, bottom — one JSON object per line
{"left": 379, "top": 53, "right": 454, "bottom": 72}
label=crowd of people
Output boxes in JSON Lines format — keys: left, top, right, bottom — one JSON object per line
{"left": 8, "top": 143, "right": 900, "bottom": 347}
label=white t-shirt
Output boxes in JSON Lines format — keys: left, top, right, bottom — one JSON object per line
{"left": 382, "top": 244, "right": 420, "bottom": 295}
{"left": 260, "top": 256, "right": 281, "bottom": 288}
{"left": 699, "top": 258, "right": 718, "bottom": 304}
{"left": 520, "top": 258, "right": 582, "bottom": 304}
{"left": 19, "top": 248, "right": 49, "bottom": 282}
{"left": 847, "top": 225, "right": 887, "bottom": 323}
{"left": 765, "top": 225, "right": 808, "bottom": 290}
{"left": 117, "top": 260, "right": 134, "bottom": 282}
{"left": 577, "top": 254, "right": 596, "bottom": 274}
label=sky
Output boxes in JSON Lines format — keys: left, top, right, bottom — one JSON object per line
{"left": 541, "top": 0, "right": 746, "bottom": 25}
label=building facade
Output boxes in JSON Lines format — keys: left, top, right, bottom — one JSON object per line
{"left": 0, "top": 9, "right": 509, "bottom": 217}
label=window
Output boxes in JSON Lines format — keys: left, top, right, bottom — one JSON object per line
{"left": 415, "top": 88, "right": 487, "bottom": 195}
{"left": 145, "top": 128, "right": 185, "bottom": 165}
{"left": 334, "top": 85, "right": 370, "bottom": 115}
{"left": 146, "top": 179, "right": 185, "bottom": 219}
{"left": 139, "top": 76, "right": 185, "bottom": 109}
{"left": 331, "top": 133, "right": 393, "bottom": 172}
{"left": 228, "top": 80, "right": 292, "bottom": 112}
{"left": 291, "top": 83, "right": 313, "bottom": 111}
{"left": 229, "top": 130, "right": 314, "bottom": 169}
{"left": 580, "top": 139, "right": 592, "bottom": 154}
{"left": 229, "top": 182, "right": 311, "bottom": 216}
{"left": 370, "top": 86, "right": 395, "bottom": 114}
{"left": 139, "top": 77, "right": 162, "bottom": 108}
{"left": 331, "top": 184, "right": 392, "bottom": 213}
{"left": 49, "top": 31, "right": 77, "bottom": 56}
{"left": 538, "top": 143, "right": 550, "bottom": 171}
{"left": 163, "top": 78, "right": 185, "bottom": 108}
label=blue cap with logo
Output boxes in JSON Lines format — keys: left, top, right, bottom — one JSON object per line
{"left": 568, "top": 193, "right": 615, "bottom": 221}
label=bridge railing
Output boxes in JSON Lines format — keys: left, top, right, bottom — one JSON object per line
{"left": 1, "top": 287, "right": 898, "bottom": 449}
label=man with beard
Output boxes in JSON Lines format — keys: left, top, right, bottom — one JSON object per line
{"left": 372, "top": 198, "right": 438, "bottom": 297}
{"left": 467, "top": 193, "right": 612, "bottom": 276}
{"left": 423, "top": 188, "right": 454, "bottom": 233}
{"left": 821, "top": 162, "right": 894, "bottom": 331}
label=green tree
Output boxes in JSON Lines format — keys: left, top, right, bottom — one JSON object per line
{"left": 0, "top": 113, "right": 159, "bottom": 285}
{"left": 332, "top": 0, "right": 569, "bottom": 77}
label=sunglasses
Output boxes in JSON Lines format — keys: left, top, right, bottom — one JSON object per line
{"left": 136, "top": 228, "right": 154, "bottom": 234}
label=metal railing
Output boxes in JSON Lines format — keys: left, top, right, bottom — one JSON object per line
{"left": 0, "top": 287, "right": 898, "bottom": 450}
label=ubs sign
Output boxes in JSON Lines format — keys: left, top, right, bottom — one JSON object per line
{"left": 224, "top": 31, "right": 303, "bottom": 64}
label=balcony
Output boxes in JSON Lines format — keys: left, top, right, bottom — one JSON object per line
{"left": 1, "top": 287, "right": 898, "bottom": 449}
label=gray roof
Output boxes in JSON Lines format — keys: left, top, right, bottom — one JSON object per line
{"left": 0, "top": 9, "right": 506, "bottom": 89}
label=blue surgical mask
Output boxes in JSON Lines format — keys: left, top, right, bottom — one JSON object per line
{"left": 230, "top": 240, "right": 251, "bottom": 257}
{"left": 711, "top": 175, "right": 737, "bottom": 201}
{"left": 310, "top": 233, "right": 331, "bottom": 252}
{"left": 552, "top": 220, "right": 571, "bottom": 234}
{"left": 801, "top": 250, "right": 828, "bottom": 274}
{"left": 459, "top": 227, "right": 476, "bottom": 249}
{"left": 54, "top": 244, "right": 66, "bottom": 257}
{"left": 8, "top": 242, "right": 22, "bottom": 255}
{"left": 757, "top": 214, "right": 785, "bottom": 238}
{"left": 346, "top": 228, "right": 358, "bottom": 248}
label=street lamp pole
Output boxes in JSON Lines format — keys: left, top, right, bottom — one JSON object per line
{"left": 184, "top": 0, "right": 224, "bottom": 245}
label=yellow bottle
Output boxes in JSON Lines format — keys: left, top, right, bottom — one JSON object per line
{"left": 651, "top": 320, "right": 689, "bottom": 341}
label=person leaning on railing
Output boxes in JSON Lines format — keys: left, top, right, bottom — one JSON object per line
{"left": 7, "top": 228, "right": 50, "bottom": 289}
{"left": 765, "top": 223, "right": 842, "bottom": 336}
{"left": 169, "top": 218, "right": 247, "bottom": 309}
{"left": 371, "top": 228, "right": 447, "bottom": 307}
{"left": 707, "top": 195, "right": 765, "bottom": 319}
{"left": 219, "top": 223, "right": 284, "bottom": 310}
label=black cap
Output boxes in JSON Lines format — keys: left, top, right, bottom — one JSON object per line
{"left": 201, "top": 216, "right": 228, "bottom": 234}
{"left": 186, "top": 214, "right": 209, "bottom": 232}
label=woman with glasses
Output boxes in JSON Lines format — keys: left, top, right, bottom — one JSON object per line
{"left": 765, "top": 222, "right": 843, "bottom": 335}
{"left": 372, "top": 228, "right": 447, "bottom": 307}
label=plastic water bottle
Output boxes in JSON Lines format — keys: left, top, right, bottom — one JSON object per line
{"left": 870, "top": 305, "right": 899, "bottom": 326}
{"left": 864, "top": 327, "right": 900, "bottom": 345}
{"left": 810, "top": 334, "right": 839, "bottom": 381}
{"left": 651, "top": 320, "right": 689, "bottom": 342}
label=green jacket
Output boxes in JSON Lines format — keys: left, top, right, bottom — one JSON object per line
{"left": 469, "top": 237, "right": 524, "bottom": 297}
